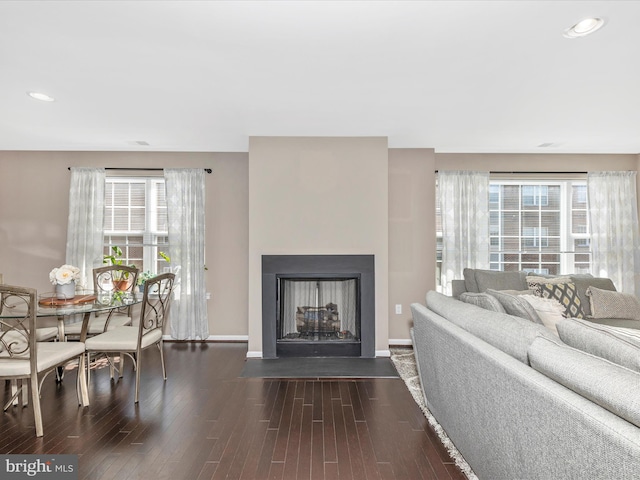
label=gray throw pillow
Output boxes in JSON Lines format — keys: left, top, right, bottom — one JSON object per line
{"left": 570, "top": 276, "right": 616, "bottom": 317}
{"left": 486, "top": 289, "right": 544, "bottom": 325}
{"left": 557, "top": 318, "right": 640, "bottom": 372}
{"left": 528, "top": 335, "right": 640, "bottom": 429}
{"left": 459, "top": 292, "right": 506, "bottom": 313}
{"left": 586, "top": 286, "right": 640, "bottom": 320}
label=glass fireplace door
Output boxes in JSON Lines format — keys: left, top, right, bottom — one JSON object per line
{"left": 277, "top": 277, "right": 361, "bottom": 356}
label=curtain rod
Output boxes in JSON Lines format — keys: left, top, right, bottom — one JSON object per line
{"left": 68, "top": 167, "right": 212, "bottom": 173}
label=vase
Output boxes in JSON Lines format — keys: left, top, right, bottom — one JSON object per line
{"left": 56, "top": 280, "right": 76, "bottom": 300}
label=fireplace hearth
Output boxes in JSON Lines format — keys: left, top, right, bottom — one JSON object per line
{"left": 262, "top": 255, "right": 375, "bottom": 358}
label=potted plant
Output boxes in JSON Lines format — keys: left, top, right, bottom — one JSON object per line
{"left": 136, "top": 271, "right": 155, "bottom": 292}
{"left": 135, "top": 251, "right": 171, "bottom": 293}
{"left": 103, "top": 246, "right": 135, "bottom": 290}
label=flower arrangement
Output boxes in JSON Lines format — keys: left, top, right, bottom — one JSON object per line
{"left": 49, "top": 264, "right": 81, "bottom": 286}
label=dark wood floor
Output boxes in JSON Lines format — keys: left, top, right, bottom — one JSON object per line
{"left": 1, "top": 342, "right": 467, "bottom": 480}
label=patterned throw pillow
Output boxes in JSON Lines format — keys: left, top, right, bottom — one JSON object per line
{"left": 526, "top": 275, "right": 572, "bottom": 293}
{"left": 538, "top": 282, "right": 584, "bottom": 318}
{"left": 586, "top": 286, "right": 640, "bottom": 320}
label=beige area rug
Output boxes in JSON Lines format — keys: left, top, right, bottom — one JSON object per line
{"left": 390, "top": 347, "right": 478, "bottom": 480}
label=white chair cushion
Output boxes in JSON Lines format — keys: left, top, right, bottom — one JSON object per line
{"left": 85, "top": 326, "right": 162, "bottom": 352}
{"left": 35, "top": 327, "right": 59, "bottom": 342}
{"left": 64, "top": 314, "right": 132, "bottom": 335}
{"left": 0, "top": 341, "right": 85, "bottom": 376}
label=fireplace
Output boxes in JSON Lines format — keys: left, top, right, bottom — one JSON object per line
{"left": 262, "top": 255, "right": 375, "bottom": 358}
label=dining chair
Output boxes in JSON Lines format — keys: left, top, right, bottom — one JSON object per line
{"left": 84, "top": 272, "right": 175, "bottom": 403}
{"left": 0, "top": 284, "right": 88, "bottom": 437}
{"left": 64, "top": 265, "right": 139, "bottom": 338}
{"left": 1, "top": 286, "right": 60, "bottom": 408}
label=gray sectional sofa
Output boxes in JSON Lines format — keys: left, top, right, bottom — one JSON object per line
{"left": 411, "top": 290, "right": 640, "bottom": 480}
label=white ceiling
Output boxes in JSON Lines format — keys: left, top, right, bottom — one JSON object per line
{"left": 1, "top": 1, "right": 639, "bottom": 154}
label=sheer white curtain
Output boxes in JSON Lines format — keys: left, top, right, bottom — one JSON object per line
{"left": 165, "top": 169, "right": 208, "bottom": 340}
{"left": 65, "top": 167, "right": 105, "bottom": 289}
{"left": 588, "top": 171, "right": 640, "bottom": 294}
{"left": 439, "top": 171, "right": 490, "bottom": 295}
{"left": 282, "top": 281, "right": 316, "bottom": 336}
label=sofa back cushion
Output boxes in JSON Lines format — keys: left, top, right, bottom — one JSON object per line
{"left": 557, "top": 318, "right": 640, "bottom": 372}
{"left": 528, "top": 335, "right": 640, "bottom": 429}
{"left": 463, "top": 268, "right": 528, "bottom": 293}
{"left": 426, "top": 290, "right": 556, "bottom": 364}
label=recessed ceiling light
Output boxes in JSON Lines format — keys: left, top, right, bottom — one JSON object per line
{"left": 27, "top": 91, "right": 55, "bottom": 102}
{"left": 563, "top": 17, "right": 605, "bottom": 38}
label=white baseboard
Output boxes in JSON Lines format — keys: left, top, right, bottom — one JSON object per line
{"left": 389, "top": 338, "right": 413, "bottom": 346}
{"left": 375, "top": 349, "right": 391, "bottom": 357}
{"left": 246, "top": 351, "right": 263, "bottom": 358}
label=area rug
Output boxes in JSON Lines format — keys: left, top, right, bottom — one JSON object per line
{"left": 390, "top": 347, "right": 478, "bottom": 480}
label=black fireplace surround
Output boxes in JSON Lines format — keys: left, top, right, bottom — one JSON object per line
{"left": 262, "top": 255, "right": 375, "bottom": 358}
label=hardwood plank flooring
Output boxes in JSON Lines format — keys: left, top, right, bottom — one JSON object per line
{"left": 0, "top": 342, "right": 467, "bottom": 480}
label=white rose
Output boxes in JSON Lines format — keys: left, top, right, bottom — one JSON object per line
{"left": 55, "top": 266, "right": 76, "bottom": 285}
{"left": 49, "top": 268, "right": 59, "bottom": 285}
{"left": 62, "top": 264, "right": 81, "bottom": 281}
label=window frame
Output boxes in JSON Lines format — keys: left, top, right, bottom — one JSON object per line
{"left": 435, "top": 174, "right": 591, "bottom": 287}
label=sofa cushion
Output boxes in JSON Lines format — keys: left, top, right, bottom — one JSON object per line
{"left": 463, "top": 268, "right": 528, "bottom": 293}
{"left": 538, "top": 282, "right": 584, "bottom": 318}
{"left": 528, "top": 335, "right": 640, "bottom": 429}
{"left": 463, "top": 268, "right": 480, "bottom": 293}
{"left": 426, "top": 290, "right": 556, "bottom": 364}
{"left": 486, "top": 289, "right": 543, "bottom": 325}
{"left": 587, "top": 286, "right": 640, "bottom": 320}
{"left": 570, "top": 276, "right": 616, "bottom": 318}
{"left": 557, "top": 318, "right": 640, "bottom": 372}
{"left": 459, "top": 292, "right": 506, "bottom": 313}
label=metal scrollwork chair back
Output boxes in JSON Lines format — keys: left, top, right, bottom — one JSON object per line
{"left": 84, "top": 272, "right": 175, "bottom": 403}
{"left": 64, "top": 265, "right": 139, "bottom": 339}
{"left": 0, "top": 284, "right": 88, "bottom": 437}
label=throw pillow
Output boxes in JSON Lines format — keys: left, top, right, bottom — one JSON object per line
{"left": 570, "top": 276, "right": 616, "bottom": 318}
{"left": 538, "top": 282, "right": 584, "bottom": 318}
{"left": 526, "top": 275, "right": 572, "bottom": 292}
{"left": 519, "top": 294, "right": 565, "bottom": 335}
{"left": 486, "top": 289, "right": 543, "bottom": 325}
{"left": 459, "top": 292, "right": 506, "bottom": 313}
{"left": 586, "top": 286, "right": 640, "bottom": 320}
{"left": 556, "top": 318, "right": 640, "bottom": 372}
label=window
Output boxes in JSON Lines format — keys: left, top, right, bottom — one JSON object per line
{"left": 103, "top": 177, "right": 170, "bottom": 274}
{"left": 436, "top": 176, "right": 590, "bottom": 282}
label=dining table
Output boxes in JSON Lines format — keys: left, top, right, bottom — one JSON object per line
{"left": 0, "top": 289, "right": 142, "bottom": 406}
